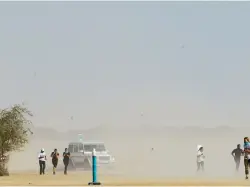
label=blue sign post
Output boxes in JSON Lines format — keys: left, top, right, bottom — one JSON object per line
{"left": 88, "top": 148, "right": 101, "bottom": 185}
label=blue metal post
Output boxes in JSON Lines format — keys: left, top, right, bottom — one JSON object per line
{"left": 92, "top": 149, "right": 97, "bottom": 183}
{"left": 88, "top": 148, "right": 101, "bottom": 185}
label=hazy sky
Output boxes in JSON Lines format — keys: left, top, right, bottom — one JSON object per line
{"left": 0, "top": 2, "right": 250, "bottom": 131}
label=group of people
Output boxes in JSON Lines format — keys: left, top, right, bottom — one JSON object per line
{"left": 196, "top": 137, "right": 250, "bottom": 179}
{"left": 38, "top": 148, "right": 70, "bottom": 175}
{"left": 37, "top": 138, "right": 250, "bottom": 178}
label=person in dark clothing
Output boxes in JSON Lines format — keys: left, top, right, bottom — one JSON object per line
{"left": 232, "top": 144, "right": 244, "bottom": 171}
{"left": 50, "top": 148, "right": 59, "bottom": 175}
{"left": 63, "top": 148, "right": 70, "bottom": 175}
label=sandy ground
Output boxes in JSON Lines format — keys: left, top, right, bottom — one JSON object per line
{"left": 0, "top": 172, "right": 250, "bottom": 186}
{"left": 3, "top": 131, "right": 250, "bottom": 186}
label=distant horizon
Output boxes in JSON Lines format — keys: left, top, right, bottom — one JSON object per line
{"left": 33, "top": 123, "right": 250, "bottom": 132}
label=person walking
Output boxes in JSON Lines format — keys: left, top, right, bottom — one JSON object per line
{"left": 244, "top": 137, "right": 250, "bottom": 179}
{"left": 231, "top": 144, "right": 244, "bottom": 171}
{"left": 197, "top": 145, "right": 205, "bottom": 172}
{"left": 38, "top": 148, "right": 46, "bottom": 175}
{"left": 63, "top": 148, "right": 70, "bottom": 175}
{"left": 50, "top": 148, "right": 59, "bottom": 175}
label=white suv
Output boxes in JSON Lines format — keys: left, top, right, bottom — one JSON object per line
{"left": 67, "top": 141, "right": 115, "bottom": 169}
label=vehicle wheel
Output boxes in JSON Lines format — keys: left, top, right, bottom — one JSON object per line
{"left": 83, "top": 157, "right": 92, "bottom": 170}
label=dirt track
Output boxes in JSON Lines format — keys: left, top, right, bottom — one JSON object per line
{"left": 0, "top": 172, "right": 250, "bottom": 186}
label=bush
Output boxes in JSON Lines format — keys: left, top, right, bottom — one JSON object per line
{"left": 0, "top": 104, "right": 33, "bottom": 176}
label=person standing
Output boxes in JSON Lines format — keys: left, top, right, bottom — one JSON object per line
{"left": 50, "top": 148, "right": 59, "bottom": 175}
{"left": 231, "top": 144, "right": 244, "bottom": 171}
{"left": 38, "top": 148, "right": 46, "bottom": 175}
{"left": 63, "top": 148, "right": 70, "bottom": 175}
{"left": 197, "top": 145, "right": 205, "bottom": 172}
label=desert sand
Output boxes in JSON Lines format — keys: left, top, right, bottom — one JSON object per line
{"left": 0, "top": 172, "right": 250, "bottom": 186}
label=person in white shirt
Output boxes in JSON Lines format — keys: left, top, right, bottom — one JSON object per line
{"left": 197, "top": 145, "right": 205, "bottom": 172}
{"left": 38, "top": 148, "right": 46, "bottom": 175}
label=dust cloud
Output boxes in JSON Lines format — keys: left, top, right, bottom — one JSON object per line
{"left": 8, "top": 125, "right": 247, "bottom": 179}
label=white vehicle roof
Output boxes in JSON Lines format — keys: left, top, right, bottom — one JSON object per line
{"left": 69, "top": 141, "right": 104, "bottom": 145}
{"left": 84, "top": 141, "right": 104, "bottom": 144}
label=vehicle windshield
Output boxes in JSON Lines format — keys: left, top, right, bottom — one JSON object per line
{"left": 84, "top": 144, "right": 106, "bottom": 152}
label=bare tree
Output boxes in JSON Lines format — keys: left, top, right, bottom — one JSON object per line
{"left": 0, "top": 104, "right": 33, "bottom": 176}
